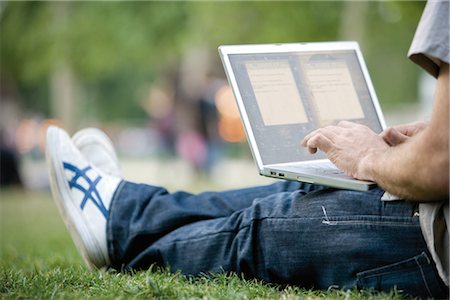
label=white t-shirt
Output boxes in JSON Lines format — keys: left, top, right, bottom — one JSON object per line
{"left": 407, "top": 0, "right": 449, "bottom": 287}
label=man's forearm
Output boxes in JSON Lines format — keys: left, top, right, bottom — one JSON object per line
{"left": 364, "top": 63, "right": 449, "bottom": 201}
{"left": 364, "top": 129, "right": 448, "bottom": 201}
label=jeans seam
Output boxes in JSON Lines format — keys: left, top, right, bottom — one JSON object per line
{"left": 357, "top": 252, "right": 430, "bottom": 278}
{"left": 321, "top": 220, "right": 420, "bottom": 227}
{"left": 356, "top": 251, "right": 438, "bottom": 297}
{"left": 415, "top": 253, "right": 433, "bottom": 297}
{"left": 320, "top": 210, "right": 420, "bottom": 227}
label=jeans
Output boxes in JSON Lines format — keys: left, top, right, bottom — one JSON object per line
{"left": 107, "top": 181, "right": 448, "bottom": 298}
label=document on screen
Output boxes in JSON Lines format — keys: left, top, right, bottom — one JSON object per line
{"left": 304, "top": 61, "right": 364, "bottom": 125}
{"left": 246, "top": 61, "right": 308, "bottom": 126}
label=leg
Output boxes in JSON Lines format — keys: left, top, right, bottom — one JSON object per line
{"left": 107, "top": 180, "right": 327, "bottom": 268}
{"left": 108, "top": 184, "right": 447, "bottom": 298}
{"left": 46, "top": 125, "right": 324, "bottom": 270}
{"left": 46, "top": 126, "right": 446, "bottom": 298}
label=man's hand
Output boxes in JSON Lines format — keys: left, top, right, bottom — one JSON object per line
{"left": 301, "top": 121, "right": 389, "bottom": 181}
{"left": 380, "top": 121, "right": 428, "bottom": 146}
{"left": 302, "top": 63, "right": 448, "bottom": 201}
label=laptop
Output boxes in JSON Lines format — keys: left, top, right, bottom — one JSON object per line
{"left": 218, "top": 41, "right": 386, "bottom": 191}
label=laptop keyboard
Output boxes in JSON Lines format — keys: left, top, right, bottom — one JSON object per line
{"left": 307, "top": 164, "right": 343, "bottom": 174}
{"left": 280, "top": 162, "right": 344, "bottom": 175}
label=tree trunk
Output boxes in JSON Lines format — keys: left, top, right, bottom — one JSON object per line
{"left": 50, "top": 62, "right": 77, "bottom": 132}
{"left": 49, "top": 2, "right": 77, "bottom": 132}
{"left": 339, "top": 1, "right": 369, "bottom": 48}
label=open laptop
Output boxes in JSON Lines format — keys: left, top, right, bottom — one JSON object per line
{"left": 218, "top": 42, "right": 386, "bottom": 191}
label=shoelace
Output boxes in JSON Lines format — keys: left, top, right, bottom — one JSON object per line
{"left": 63, "top": 162, "right": 109, "bottom": 218}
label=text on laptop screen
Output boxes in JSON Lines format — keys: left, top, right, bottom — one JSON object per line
{"left": 229, "top": 50, "right": 383, "bottom": 165}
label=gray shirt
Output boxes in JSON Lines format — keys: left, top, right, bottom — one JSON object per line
{"left": 408, "top": 0, "right": 449, "bottom": 77}
{"left": 407, "top": 0, "right": 449, "bottom": 287}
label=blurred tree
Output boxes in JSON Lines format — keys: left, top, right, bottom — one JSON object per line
{"left": 363, "top": 1, "right": 426, "bottom": 109}
{"left": 0, "top": 1, "right": 425, "bottom": 129}
{"left": 1, "top": 1, "right": 190, "bottom": 129}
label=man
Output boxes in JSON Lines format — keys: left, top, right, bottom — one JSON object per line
{"left": 46, "top": 1, "right": 448, "bottom": 298}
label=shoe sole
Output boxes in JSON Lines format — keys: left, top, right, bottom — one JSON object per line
{"left": 46, "top": 126, "right": 107, "bottom": 269}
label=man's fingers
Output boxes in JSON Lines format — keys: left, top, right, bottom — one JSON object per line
{"left": 302, "top": 129, "right": 319, "bottom": 147}
{"left": 385, "top": 122, "right": 428, "bottom": 138}
{"left": 302, "top": 126, "right": 339, "bottom": 145}
{"left": 381, "top": 127, "right": 409, "bottom": 146}
{"left": 302, "top": 122, "right": 365, "bottom": 147}
{"left": 306, "top": 133, "right": 334, "bottom": 153}
{"left": 302, "top": 126, "right": 341, "bottom": 155}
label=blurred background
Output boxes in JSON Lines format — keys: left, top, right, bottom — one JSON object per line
{"left": 0, "top": 1, "right": 433, "bottom": 192}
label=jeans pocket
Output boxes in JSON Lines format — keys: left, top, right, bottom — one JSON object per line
{"left": 356, "top": 252, "right": 448, "bottom": 298}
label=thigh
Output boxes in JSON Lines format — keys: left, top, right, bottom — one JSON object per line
{"left": 125, "top": 187, "right": 379, "bottom": 275}
{"left": 134, "top": 187, "right": 445, "bottom": 298}
{"left": 108, "top": 180, "right": 322, "bottom": 267}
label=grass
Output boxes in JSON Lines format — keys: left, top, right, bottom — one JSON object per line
{"left": 0, "top": 188, "right": 409, "bottom": 299}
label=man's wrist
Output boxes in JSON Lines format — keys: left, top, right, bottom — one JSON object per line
{"left": 358, "top": 151, "right": 378, "bottom": 182}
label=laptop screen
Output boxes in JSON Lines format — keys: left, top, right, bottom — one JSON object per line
{"left": 228, "top": 50, "right": 383, "bottom": 165}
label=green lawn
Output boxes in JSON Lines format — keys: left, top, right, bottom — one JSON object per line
{"left": 0, "top": 189, "right": 407, "bottom": 299}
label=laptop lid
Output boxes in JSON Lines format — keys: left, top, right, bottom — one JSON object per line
{"left": 219, "top": 42, "right": 386, "bottom": 172}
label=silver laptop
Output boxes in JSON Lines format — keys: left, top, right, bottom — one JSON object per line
{"left": 218, "top": 42, "right": 386, "bottom": 191}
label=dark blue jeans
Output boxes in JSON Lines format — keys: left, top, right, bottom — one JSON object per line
{"left": 107, "top": 181, "right": 448, "bottom": 298}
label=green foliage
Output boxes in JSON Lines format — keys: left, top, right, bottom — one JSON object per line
{"left": 362, "top": 1, "right": 426, "bottom": 108}
{"left": 186, "top": 2, "right": 343, "bottom": 45}
{"left": 1, "top": 2, "right": 190, "bottom": 81}
{"left": 0, "top": 1, "right": 426, "bottom": 123}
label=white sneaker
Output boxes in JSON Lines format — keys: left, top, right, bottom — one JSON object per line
{"left": 72, "top": 128, "right": 121, "bottom": 178}
{"left": 46, "top": 126, "right": 121, "bottom": 269}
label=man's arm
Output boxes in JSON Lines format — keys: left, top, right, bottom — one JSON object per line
{"left": 302, "top": 63, "right": 449, "bottom": 201}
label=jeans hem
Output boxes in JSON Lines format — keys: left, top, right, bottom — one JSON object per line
{"left": 107, "top": 179, "right": 127, "bottom": 267}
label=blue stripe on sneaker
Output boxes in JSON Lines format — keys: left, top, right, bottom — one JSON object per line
{"left": 63, "top": 162, "right": 109, "bottom": 218}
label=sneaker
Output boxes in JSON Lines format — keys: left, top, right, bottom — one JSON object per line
{"left": 72, "top": 128, "right": 121, "bottom": 178}
{"left": 46, "top": 126, "right": 121, "bottom": 269}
